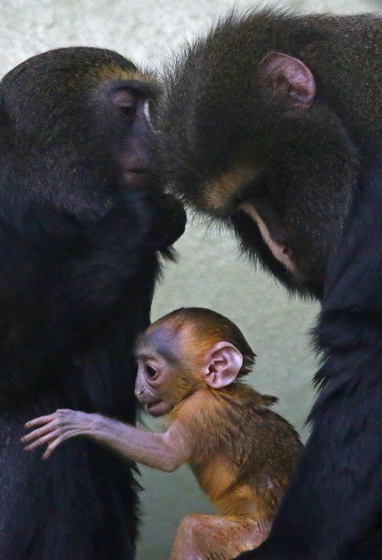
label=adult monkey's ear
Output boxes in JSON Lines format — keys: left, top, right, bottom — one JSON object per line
{"left": 259, "top": 51, "right": 316, "bottom": 109}
{"left": 202, "top": 341, "right": 243, "bottom": 389}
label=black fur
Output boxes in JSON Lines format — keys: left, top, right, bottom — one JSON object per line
{"left": 237, "top": 160, "right": 382, "bottom": 560}
{"left": 0, "top": 47, "right": 185, "bottom": 560}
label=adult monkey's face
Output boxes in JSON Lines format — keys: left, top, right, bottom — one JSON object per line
{"left": 159, "top": 14, "right": 360, "bottom": 300}
{"left": 0, "top": 47, "right": 186, "bottom": 248}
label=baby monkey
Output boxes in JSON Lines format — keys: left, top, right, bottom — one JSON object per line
{"left": 23, "top": 307, "right": 302, "bottom": 560}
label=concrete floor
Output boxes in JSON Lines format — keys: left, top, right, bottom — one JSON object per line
{"left": 0, "top": 0, "right": 380, "bottom": 558}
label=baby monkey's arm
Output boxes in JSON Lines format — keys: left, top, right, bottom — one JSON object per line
{"left": 22, "top": 409, "right": 189, "bottom": 471}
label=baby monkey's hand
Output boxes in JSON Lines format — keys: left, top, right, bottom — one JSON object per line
{"left": 22, "top": 409, "right": 96, "bottom": 459}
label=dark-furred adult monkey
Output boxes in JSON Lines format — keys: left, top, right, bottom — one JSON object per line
{"left": 22, "top": 307, "right": 302, "bottom": 560}
{"left": 159, "top": 10, "right": 382, "bottom": 560}
{"left": 0, "top": 48, "right": 185, "bottom": 560}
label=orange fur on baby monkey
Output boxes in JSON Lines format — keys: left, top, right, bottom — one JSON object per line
{"left": 22, "top": 307, "right": 302, "bottom": 560}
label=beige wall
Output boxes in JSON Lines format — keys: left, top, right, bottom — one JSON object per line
{"left": 0, "top": 1, "right": 379, "bottom": 558}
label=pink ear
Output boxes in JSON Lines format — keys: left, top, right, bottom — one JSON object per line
{"left": 260, "top": 51, "right": 316, "bottom": 108}
{"left": 203, "top": 342, "right": 243, "bottom": 389}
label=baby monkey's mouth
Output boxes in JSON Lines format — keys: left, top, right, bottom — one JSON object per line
{"left": 145, "top": 400, "right": 164, "bottom": 417}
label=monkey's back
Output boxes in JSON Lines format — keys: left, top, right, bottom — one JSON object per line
{"left": 182, "top": 383, "right": 302, "bottom": 523}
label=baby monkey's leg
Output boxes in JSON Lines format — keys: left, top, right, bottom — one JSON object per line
{"left": 169, "top": 513, "right": 269, "bottom": 560}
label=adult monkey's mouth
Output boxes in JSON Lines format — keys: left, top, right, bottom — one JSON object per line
{"left": 238, "top": 201, "right": 296, "bottom": 275}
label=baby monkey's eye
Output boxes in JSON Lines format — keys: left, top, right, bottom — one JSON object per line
{"left": 146, "top": 365, "right": 157, "bottom": 378}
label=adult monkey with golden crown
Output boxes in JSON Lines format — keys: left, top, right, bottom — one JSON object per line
{"left": 159, "top": 10, "right": 382, "bottom": 560}
{"left": 0, "top": 47, "right": 185, "bottom": 560}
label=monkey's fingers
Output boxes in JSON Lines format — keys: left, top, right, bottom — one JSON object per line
{"left": 22, "top": 425, "right": 61, "bottom": 450}
{"left": 42, "top": 432, "right": 75, "bottom": 460}
{"left": 21, "top": 419, "right": 59, "bottom": 443}
{"left": 24, "top": 413, "right": 59, "bottom": 429}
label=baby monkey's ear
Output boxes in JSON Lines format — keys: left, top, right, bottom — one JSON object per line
{"left": 202, "top": 341, "right": 243, "bottom": 389}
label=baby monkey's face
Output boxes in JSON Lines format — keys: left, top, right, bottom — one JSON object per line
{"left": 134, "top": 349, "right": 178, "bottom": 417}
{"left": 134, "top": 332, "right": 203, "bottom": 418}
